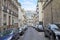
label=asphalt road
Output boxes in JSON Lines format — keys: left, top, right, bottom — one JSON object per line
{"left": 18, "top": 27, "right": 49, "bottom": 40}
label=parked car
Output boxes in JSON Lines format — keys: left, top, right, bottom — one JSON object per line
{"left": 0, "top": 28, "right": 15, "bottom": 40}
{"left": 11, "top": 28, "right": 20, "bottom": 40}
{"left": 18, "top": 26, "right": 28, "bottom": 36}
{"left": 34, "top": 25, "right": 38, "bottom": 29}
{"left": 32, "top": 25, "right": 38, "bottom": 31}
{"left": 55, "top": 24, "right": 60, "bottom": 28}
{"left": 44, "top": 24, "right": 60, "bottom": 40}
{"left": 37, "top": 25, "right": 44, "bottom": 32}
{"left": 23, "top": 26, "right": 28, "bottom": 31}
{"left": 33, "top": 26, "right": 36, "bottom": 28}
{"left": 18, "top": 27, "right": 24, "bottom": 36}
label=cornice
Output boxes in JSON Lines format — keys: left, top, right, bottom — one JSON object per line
{"left": 43, "top": 0, "right": 53, "bottom": 10}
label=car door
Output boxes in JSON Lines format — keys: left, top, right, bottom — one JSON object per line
{"left": 48, "top": 25, "right": 53, "bottom": 37}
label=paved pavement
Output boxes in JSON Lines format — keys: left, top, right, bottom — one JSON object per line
{"left": 18, "top": 27, "right": 49, "bottom": 40}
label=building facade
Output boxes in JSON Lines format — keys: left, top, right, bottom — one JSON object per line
{"left": 42, "top": 0, "right": 60, "bottom": 27}
{"left": 18, "top": 8, "right": 27, "bottom": 27}
{"left": 0, "top": 0, "right": 20, "bottom": 30}
{"left": 21, "top": 9, "right": 27, "bottom": 27}
{"left": 32, "top": 13, "right": 39, "bottom": 26}
{"left": 37, "top": 0, "right": 43, "bottom": 25}
{"left": 25, "top": 11, "right": 37, "bottom": 26}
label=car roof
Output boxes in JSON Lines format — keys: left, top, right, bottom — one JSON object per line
{"left": 49, "top": 24, "right": 56, "bottom": 26}
{"left": 48, "top": 24, "right": 58, "bottom": 28}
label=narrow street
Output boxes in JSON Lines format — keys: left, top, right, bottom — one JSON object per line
{"left": 18, "top": 27, "right": 49, "bottom": 40}
{"left": 0, "top": 0, "right": 60, "bottom": 40}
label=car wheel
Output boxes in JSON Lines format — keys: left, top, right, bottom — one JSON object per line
{"left": 56, "top": 36, "right": 59, "bottom": 40}
{"left": 50, "top": 34, "right": 53, "bottom": 40}
{"left": 20, "top": 32, "right": 24, "bottom": 36}
{"left": 45, "top": 33, "right": 48, "bottom": 37}
{"left": 44, "top": 31, "right": 48, "bottom": 37}
{"left": 49, "top": 33, "right": 56, "bottom": 40}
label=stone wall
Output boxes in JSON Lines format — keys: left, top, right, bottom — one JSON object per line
{"left": 52, "top": 0, "right": 60, "bottom": 24}
{"left": 43, "top": 0, "right": 60, "bottom": 26}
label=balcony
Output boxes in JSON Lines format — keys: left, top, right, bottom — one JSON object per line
{"left": 12, "top": 11, "right": 18, "bottom": 17}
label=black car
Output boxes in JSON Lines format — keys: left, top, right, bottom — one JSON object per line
{"left": 18, "top": 26, "right": 28, "bottom": 36}
{"left": 18, "top": 27, "right": 25, "bottom": 36}
{"left": 44, "top": 24, "right": 60, "bottom": 40}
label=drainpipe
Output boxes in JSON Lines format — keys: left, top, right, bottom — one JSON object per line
{"left": 51, "top": 0, "right": 53, "bottom": 24}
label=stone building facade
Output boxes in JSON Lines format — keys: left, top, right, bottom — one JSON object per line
{"left": 32, "top": 13, "right": 39, "bottom": 26}
{"left": 21, "top": 9, "right": 27, "bottom": 27}
{"left": 37, "top": 0, "right": 43, "bottom": 25}
{"left": 0, "top": 0, "right": 20, "bottom": 30}
{"left": 42, "top": 0, "right": 60, "bottom": 27}
{"left": 18, "top": 8, "right": 27, "bottom": 27}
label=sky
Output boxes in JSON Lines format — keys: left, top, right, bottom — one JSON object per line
{"left": 18, "top": 0, "right": 37, "bottom": 11}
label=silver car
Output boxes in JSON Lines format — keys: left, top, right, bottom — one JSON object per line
{"left": 44, "top": 24, "right": 60, "bottom": 40}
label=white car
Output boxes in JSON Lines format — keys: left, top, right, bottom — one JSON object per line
{"left": 37, "top": 25, "right": 44, "bottom": 32}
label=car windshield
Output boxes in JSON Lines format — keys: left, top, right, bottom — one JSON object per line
{"left": 39, "top": 25, "right": 42, "bottom": 28}
{"left": 19, "top": 28, "right": 22, "bottom": 31}
{"left": 51, "top": 25, "right": 59, "bottom": 30}
{"left": 0, "top": 29, "right": 13, "bottom": 37}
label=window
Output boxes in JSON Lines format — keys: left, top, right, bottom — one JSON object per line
{"left": 48, "top": 25, "right": 50, "bottom": 29}
{"left": 9, "top": 10, "right": 11, "bottom": 14}
{"left": 3, "top": 6, "right": 8, "bottom": 13}
{"left": 3, "top": 14, "right": 7, "bottom": 25}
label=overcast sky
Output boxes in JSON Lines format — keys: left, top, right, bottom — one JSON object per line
{"left": 18, "top": 0, "right": 37, "bottom": 11}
